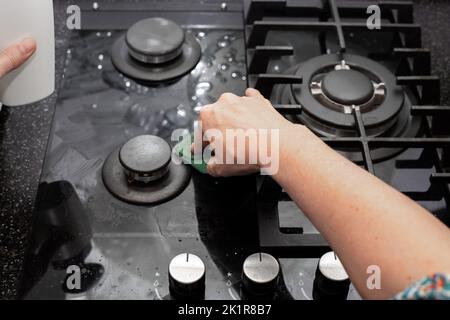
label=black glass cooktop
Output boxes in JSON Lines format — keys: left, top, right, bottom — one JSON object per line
{"left": 21, "top": 0, "right": 449, "bottom": 300}
{"left": 21, "top": 8, "right": 363, "bottom": 299}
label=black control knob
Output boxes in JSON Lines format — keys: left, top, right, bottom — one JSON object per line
{"left": 242, "top": 253, "right": 280, "bottom": 296}
{"left": 313, "top": 251, "right": 350, "bottom": 300}
{"left": 169, "top": 253, "right": 205, "bottom": 299}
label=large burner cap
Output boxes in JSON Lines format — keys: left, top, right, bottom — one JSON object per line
{"left": 273, "top": 53, "right": 422, "bottom": 163}
{"left": 119, "top": 135, "right": 171, "bottom": 175}
{"left": 322, "top": 69, "right": 374, "bottom": 105}
{"left": 126, "top": 18, "right": 185, "bottom": 64}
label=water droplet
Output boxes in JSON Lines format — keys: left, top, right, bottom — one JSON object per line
{"left": 217, "top": 38, "right": 231, "bottom": 48}
{"left": 220, "top": 63, "right": 229, "bottom": 71}
{"left": 225, "top": 53, "right": 235, "bottom": 63}
{"left": 196, "top": 31, "right": 206, "bottom": 39}
{"left": 231, "top": 71, "right": 241, "bottom": 79}
{"left": 194, "top": 105, "right": 203, "bottom": 113}
{"left": 177, "top": 108, "right": 187, "bottom": 118}
{"left": 195, "top": 81, "right": 212, "bottom": 96}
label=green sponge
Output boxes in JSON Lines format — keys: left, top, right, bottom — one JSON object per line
{"left": 173, "top": 133, "right": 209, "bottom": 174}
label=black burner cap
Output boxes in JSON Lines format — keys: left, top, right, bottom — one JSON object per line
{"left": 119, "top": 135, "right": 171, "bottom": 175}
{"left": 321, "top": 69, "right": 374, "bottom": 105}
{"left": 126, "top": 18, "right": 185, "bottom": 64}
{"left": 111, "top": 18, "right": 201, "bottom": 83}
{"left": 103, "top": 135, "right": 191, "bottom": 205}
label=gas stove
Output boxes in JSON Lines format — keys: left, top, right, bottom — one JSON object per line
{"left": 20, "top": 0, "right": 449, "bottom": 301}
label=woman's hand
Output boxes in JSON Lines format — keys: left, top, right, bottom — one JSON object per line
{"left": 0, "top": 37, "right": 36, "bottom": 78}
{"left": 197, "top": 87, "right": 450, "bottom": 300}
{"left": 198, "top": 88, "right": 298, "bottom": 177}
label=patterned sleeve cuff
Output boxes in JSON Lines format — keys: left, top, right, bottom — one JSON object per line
{"left": 394, "top": 273, "right": 450, "bottom": 300}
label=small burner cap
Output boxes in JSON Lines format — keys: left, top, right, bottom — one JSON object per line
{"left": 111, "top": 28, "right": 201, "bottom": 83}
{"left": 103, "top": 136, "right": 191, "bottom": 205}
{"left": 126, "top": 18, "right": 185, "bottom": 64}
{"left": 119, "top": 135, "right": 171, "bottom": 175}
{"left": 321, "top": 69, "right": 374, "bottom": 105}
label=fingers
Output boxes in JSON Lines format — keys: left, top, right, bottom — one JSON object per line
{"left": 207, "top": 158, "right": 260, "bottom": 177}
{"left": 245, "top": 88, "right": 273, "bottom": 108}
{"left": 206, "top": 157, "right": 219, "bottom": 177}
{"left": 0, "top": 37, "right": 36, "bottom": 78}
{"left": 217, "top": 92, "right": 239, "bottom": 103}
{"left": 245, "top": 88, "right": 263, "bottom": 98}
{"left": 199, "top": 103, "right": 213, "bottom": 120}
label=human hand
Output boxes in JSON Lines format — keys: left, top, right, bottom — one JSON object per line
{"left": 197, "top": 88, "right": 298, "bottom": 177}
{"left": 0, "top": 37, "right": 36, "bottom": 78}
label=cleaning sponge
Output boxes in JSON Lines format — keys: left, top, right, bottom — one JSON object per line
{"left": 173, "top": 133, "right": 210, "bottom": 174}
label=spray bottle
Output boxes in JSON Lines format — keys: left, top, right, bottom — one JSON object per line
{"left": 0, "top": 0, "right": 55, "bottom": 107}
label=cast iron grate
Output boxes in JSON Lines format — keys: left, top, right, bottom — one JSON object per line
{"left": 244, "top": 0, "right": 450, "bottom": 258}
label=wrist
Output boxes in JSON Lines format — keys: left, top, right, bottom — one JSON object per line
{"left": 276, "top": 124, "right": 313, "bottom": 177}
{"left": 257, "top": 123, "right": 310, "bottom": 176}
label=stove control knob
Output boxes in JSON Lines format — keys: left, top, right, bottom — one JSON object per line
{"left": 313, "top": 251, "right": 350, "bottom": 300}
{"left": 242, "top": 253, "right": 280, "bottom": 296}
{"left": 169, "top": 253, "right": 205, "bottom": 299}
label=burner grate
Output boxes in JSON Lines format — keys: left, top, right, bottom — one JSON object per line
{"left": 244, "top": 0, "right": 450, "bottom": 258}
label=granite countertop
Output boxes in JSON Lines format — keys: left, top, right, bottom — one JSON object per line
{"left": 0, "top": 0, "right": 449, "bottom": 300}
{"left": 0, "top": 0, "right": 72, "bottom": 299}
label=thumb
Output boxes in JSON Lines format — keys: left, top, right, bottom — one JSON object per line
{"left": 0, "top": 37, "right": 36, "bottom": 78}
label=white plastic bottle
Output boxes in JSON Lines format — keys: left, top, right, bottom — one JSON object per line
{"left": 0, "top": 0, "right": 55, "bottom": 107}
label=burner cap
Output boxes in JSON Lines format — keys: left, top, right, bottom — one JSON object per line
{"left": 102, "top": 135, "right": 191, "bottom": 205}
{"left": 126, "top": 18, "right": 185, "bottom": 64}
{"left": 111, "top": 18, "right": 201, "bottom": 83}
{"left": 321, "top": 69, "right": 374, "bottom": 105}
{"left": 119, "top": 135, "right": 171, "bottom": 181}
{"left": 272, "top": 53, "right": 422, "bottom": 163}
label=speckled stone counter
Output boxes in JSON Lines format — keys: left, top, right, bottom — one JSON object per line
{"left": 0, "top": 0, "right": 72, "bottom": 299}
{"left": 0, "top": 0, "right": 449, "bottom": 299}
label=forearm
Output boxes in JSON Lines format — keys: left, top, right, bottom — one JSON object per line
{"left": 274, "top": 124, "right": 450, "bottom": 299}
